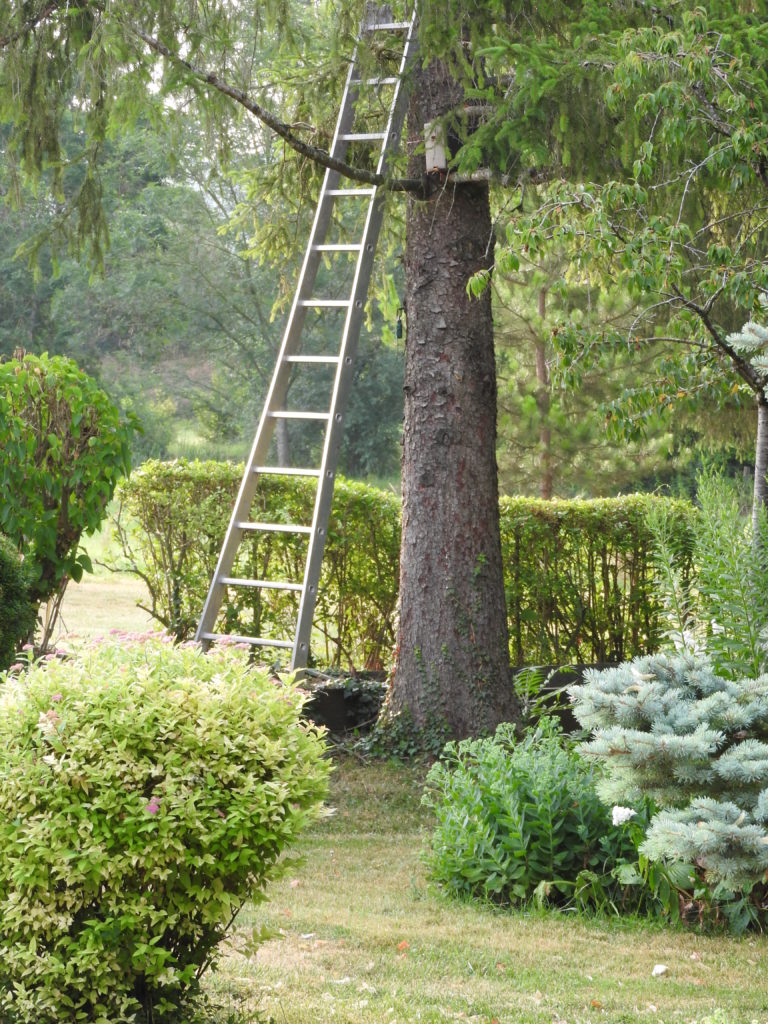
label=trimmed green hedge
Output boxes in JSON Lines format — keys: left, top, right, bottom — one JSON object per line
{"left": 114, "top": 460, "right": 694, "bottom": 669}
{"left": 500, "top": 495, "right": 694, "bottom": 666}
{"left": 114, "top": 460, "right": 400, "bottom": 669}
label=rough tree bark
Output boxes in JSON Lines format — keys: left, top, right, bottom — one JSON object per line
{"left": 753, "top": 397, "right": 768, "bottom": 539}
{"left": 388, "top": 60, "right": 522, "bottom": 740}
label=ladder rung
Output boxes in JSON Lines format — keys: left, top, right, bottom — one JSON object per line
{"left": 364, "top": 21, "right": 412, "bottom": 31}
{"left": 325, "top": 188, "right": 376, "bottom": 196}
{"left": 312, "top": 243, "right": 363, "bottom": 252}
{"left": 299, "top": 298, "right": 351, "bottom": 307}
{"left": 254, "top": 466, "right": 322, "bottom": 477}
{"left": 284, "top": 355, "right": 340, "bottom": 364}
{"left": 200, "top": 632, "right": 294, "bottom": 650}
{"left": 269, "top": 410, "right": 330, "bottom": 420}
{"left": 351, "top": 77, "right": 399, "bottom": 86}
{"left": 219, "top": 577, "right": 303, "bottom": 592}
{"left": 237, "top": 521, "right": 313, "bottom": 534}
{"left": 338, "top": 132, "right": 387, "bottom": 141}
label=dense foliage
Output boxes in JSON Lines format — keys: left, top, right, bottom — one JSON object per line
{"left": 421, "top": 721, "right": 634, "bottom": 904}
{"left": 0, "top": 352, "right": 133, "bottom": 645}
{"left": 569, "top": 475, "right": 768, "bottom": 929}
{"left": 500, "top": 493, "right": 694, "bottom": 665}
{"left": 0, "top": 636, "right": 330, "bottom": 1023}
{"left": 571, "top": 653, "right": 768, "bottom": 930}
{"left": 115, "top": 461, "right": 694, "bottom": 668}
{"left": 0, "top": 538, "right": 36, "bottom": 670}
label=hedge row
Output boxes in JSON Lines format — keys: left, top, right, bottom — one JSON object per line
{"left": 114, "top": 460, "right": 694, "bottom": 669}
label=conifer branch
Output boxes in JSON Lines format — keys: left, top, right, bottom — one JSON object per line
{"left": 0, "top": 0, "right": 70, "bottom": 50}
{"left": 129, "top": 26, "right": 426, "bottom": 195}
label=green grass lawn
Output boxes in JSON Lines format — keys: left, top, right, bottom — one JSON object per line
{"left": 207, "top": 758, "right": 768, "bottom": 1024}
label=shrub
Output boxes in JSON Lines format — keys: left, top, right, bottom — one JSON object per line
{"left": 421, "top": 721, "right": 625, "bottom": 904}
{"left": 0, "top": 636, "right": 330, "bottom": 1022}
{"left": 115, "top": 461, "right": 695, "bottom": 670}
{"left": 571, "top": 652, "right": 768, "bottom": 930}
{"left": 0, "top": 352, "right": 134, "bottom": 647}
{"left": 569, "top": 473, "right": 768, "bottom": 931}
{"left": 0, "top": 538, "right": 36, "bottom": 669}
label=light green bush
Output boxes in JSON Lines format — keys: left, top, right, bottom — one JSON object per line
{"left": 0, "top": 636, "right": 330, "bottom": 1022}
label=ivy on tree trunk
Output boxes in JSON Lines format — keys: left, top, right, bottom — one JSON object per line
{"left": 389, "top": 60, "right": 521, "bottom": 740}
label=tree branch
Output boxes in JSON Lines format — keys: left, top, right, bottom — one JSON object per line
{"left": 671, "top": 285, "right": 765, "bottom": 395}
{"left": 0, "top": 0, "right": 70, "bottom": 50}
{"left": 130, "top": 26, "right": 428, "bottom": 194}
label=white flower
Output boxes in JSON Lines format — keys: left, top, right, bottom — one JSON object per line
{"left": 612, "top": 805, "right": 636, "bottom": 827}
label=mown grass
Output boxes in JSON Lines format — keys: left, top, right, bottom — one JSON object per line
{"left": 206, "top": 758, "right": 768, "bottom": 1024}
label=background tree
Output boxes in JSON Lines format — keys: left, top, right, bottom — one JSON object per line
{"left": 0, "top": 352, "right": 134, "bottom": 648}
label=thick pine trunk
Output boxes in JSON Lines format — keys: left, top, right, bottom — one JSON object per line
{"left": 753, "top": 398, "right": 768, "bottom": 539}
{"left": 388, "top": 60, "right": 521, "bottom": 740}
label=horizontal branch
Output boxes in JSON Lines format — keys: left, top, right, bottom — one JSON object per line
{"left": 131, "top": 26, "right": 428, "bottom": 194}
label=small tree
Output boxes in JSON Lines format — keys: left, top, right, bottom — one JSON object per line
{"left": 0, "top": 351, "right": 134, "bottom": 647}
{"left": 570, "top": 477, "right": 768, "bottom": 922}
{"left": 571, "top": 654, "right": 768, "bottom": 898}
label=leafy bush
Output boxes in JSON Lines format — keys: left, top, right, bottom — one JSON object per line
{"left": 421, "top": 721, "right": 625, "bottom": 903}
{"left": 0, "top": 537, "right": 36, "bottom": 669}
{"left": 648, "top": 470, "right": 768, "bottom": 678}
{"left": 0, "top": 636, "right": 330, "bottom": 1022}
{"left": 500, "top": 493, "right": 695, "bottom": 665}
{"left": 0, "top": 352, "right": 134, "bottom": 647}
{"left": 568, "top": 473, "right": 768, "bottom": 931}
{"left": 115, "top": 460, "right": 694, "bottom": 670}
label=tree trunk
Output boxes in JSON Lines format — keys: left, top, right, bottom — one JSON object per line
{"left": 388, "top": 59, "right": 521, "bottom": 741}
{"left": 535, "top": 288, "right": 553, "bottom": 500}
{"left": 753, "top": 397, "right": 768, "bottom": 538}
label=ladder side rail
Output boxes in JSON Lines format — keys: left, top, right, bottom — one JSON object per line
{"left": 290, "top": 12, "right": 418, "bottom": 668}
{"left": 196, "top": 53, "right": 365, "bottom": 643}
{"left": 290, "top": 191, "right": 387, "bottom": 667}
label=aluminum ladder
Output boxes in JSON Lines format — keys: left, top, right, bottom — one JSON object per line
{"left": 195, "top": 4, "right": 416, "bottom": 667}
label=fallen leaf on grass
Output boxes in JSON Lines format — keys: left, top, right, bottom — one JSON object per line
{"left": 591, "top": 1000, "right": 603, "bottom": 1009}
